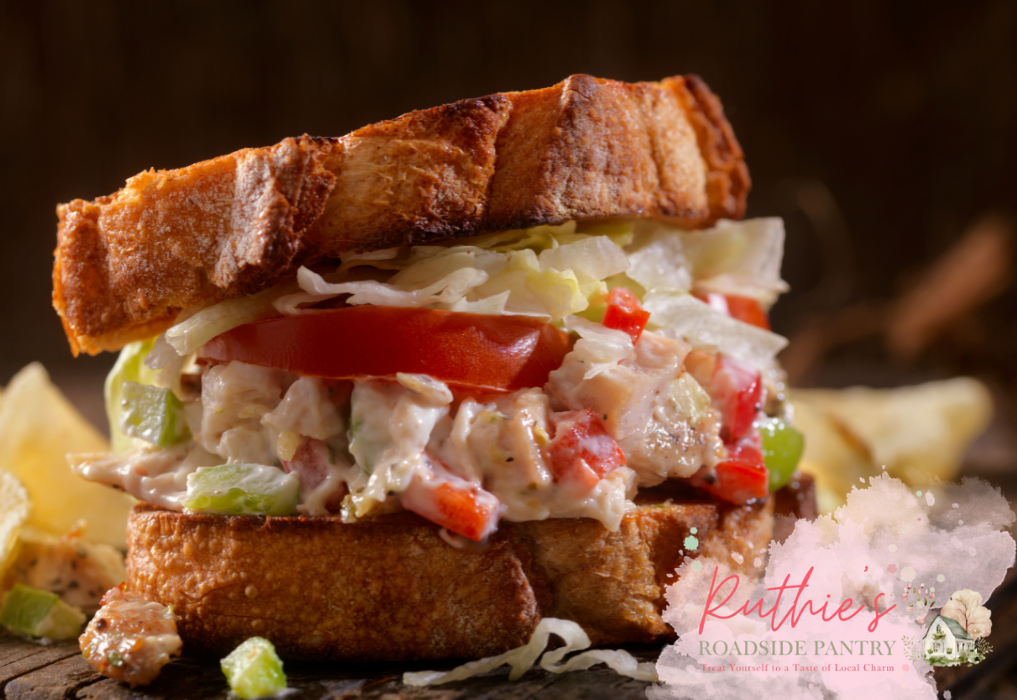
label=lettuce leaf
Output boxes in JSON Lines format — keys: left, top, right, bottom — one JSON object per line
{"left": 626, "top": 218, "right": 789, "bottom": 305}
{"left": 563, "top": 316, "right": 634, "bottom": 380}
{"left": 643, "top": 290, "right": 788, "bottom": 369}
{"left": 163, "top": 281, "right": 300, "bottom": 357}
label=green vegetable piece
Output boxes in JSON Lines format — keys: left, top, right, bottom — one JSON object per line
{"left": 183, "top": 464, "right": 299, "bottom": 516}
{"left": 121, "top": 381, "right": 190, "bottom": 447}
{"left": 105, "top": 339, "right": 160, "bottom": 452}
{"left": 0, "top": 584, "right": 86, "bottom": 639}
{"left": 221, "top": 636, "right": 287, "bottom": 699}
{"left": 759, "top": 417, "right": 805, "bottom": 492}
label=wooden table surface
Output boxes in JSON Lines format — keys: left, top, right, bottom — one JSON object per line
{"left": 0, "top": 634, "right": 663, "bottom": 700}
{"left": 3, "top": 479, "right": 1016, "bottom": 699}
{"left": 3, "top": 620, "right": 1017, "bottom": 700}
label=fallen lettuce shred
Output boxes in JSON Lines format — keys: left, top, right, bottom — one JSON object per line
{"left": 402, "top": 617, "right": 658, "bottom": 687}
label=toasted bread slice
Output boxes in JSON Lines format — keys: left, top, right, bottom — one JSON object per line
{"left": 126, "top": 491, "right": 772, "bottom": 662}
{"left": 54, "top": 74, "right": 748, "bottom": 356}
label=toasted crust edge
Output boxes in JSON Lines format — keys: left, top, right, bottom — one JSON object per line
{"left": 54, "top": 74, "right": 749, "bottom": 356}
{"left": 126, "top": 493, "right": 773, "bottom": 662}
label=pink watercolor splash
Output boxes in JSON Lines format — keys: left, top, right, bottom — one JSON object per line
{"left": 650, "top": 474, "right": 1016, "bottom": 700}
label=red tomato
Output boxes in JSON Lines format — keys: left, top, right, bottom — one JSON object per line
{"left": 201, "top": 306, "right": 572, "bottom": 393}
{"left": 692, "top": 440, "right": 769, "bottom": 505}
{"left": 400, "top": 460, "right": 500, "bottom": 541}
{"left": 707, "top": 355, "right": 762, "bottom": 443}
{"left": 280, "top": 438, "right": 346, "bottom": 512}
{"left": 695, "top": 293, "right": 770, "bottom": 330}
{"left": 602, "top": 287, "right": 651, "bottom": 342}
{"left": 548, "top": 410, "right": 626, "bottom": 492}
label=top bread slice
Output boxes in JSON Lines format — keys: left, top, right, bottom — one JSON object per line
{"left": 53, "top": 74, "right": 749, "bottom": 356}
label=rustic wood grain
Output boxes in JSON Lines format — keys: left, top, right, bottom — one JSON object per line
{"left": 5, "top": 655, "right": 103, "bottom": 700}
{"left": 0, "top": 638, "right": 81, "bottom": 696}
{"left": 2, "top": 560, "right": 1014, "bottom": 699}
{"left": 0, "top": 640, "right": 56, "bottom": 669}
{"left": 0, "top": 635, "right": 659, "bottom": 700}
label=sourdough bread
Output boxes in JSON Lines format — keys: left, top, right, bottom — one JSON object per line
{"left": 126, "top": 492, "right": 773, "bottom": 662}
{"left": 53, "top": 74, "right": 748, "bottom": 356}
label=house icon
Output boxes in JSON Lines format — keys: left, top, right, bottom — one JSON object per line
{"left": 923, "top": 614, "right": 975, "bottom": 662}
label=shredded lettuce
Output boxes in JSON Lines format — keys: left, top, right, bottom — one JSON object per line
{"left": 105, "top": 339, "right": 160, "bottom": 453}
{"left": 297, "top": 265, "right": 490, "bottom": 309}
{"left": 163, "top": 281, "right": 300, "bottom": 357}
{"left": 436, "top": 290, "right": 510, "bottom": 314}
{"left": 402, "top": 617, "right": 657, "bottom": 686}
{"left": 539, "top": 235, "right": 630, "bottom": 296}
{"left": 291, "top": 233, "right": 631, "bottom": 322}
{"left": 643, "top": 291, "right": 788, "bottom": 369}
{"left": 563, "top": 316, "right": 634, "bottom": 380}
{"left": 626, "top": 218, "right": 789, "bottom": 305}
{"left": 157, "top": 217, "right": 788, "bottom": 358}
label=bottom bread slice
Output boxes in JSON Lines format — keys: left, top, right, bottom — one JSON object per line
{"left": 126, "top": 492, "right": 775, "bottom": 662}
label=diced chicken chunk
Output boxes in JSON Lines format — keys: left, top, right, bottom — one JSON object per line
{"left": 199, "top": 362, "right": 288, "bottom": 465}
{"left": 546, "top": 330, "right": 722, "bottom": 483}
{"left": 79, "top": 585, "right": 182, "bottom": 687}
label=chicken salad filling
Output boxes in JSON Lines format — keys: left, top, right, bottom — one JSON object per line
{"left": 72, "top": 217, "right": 802, "bottom": 541}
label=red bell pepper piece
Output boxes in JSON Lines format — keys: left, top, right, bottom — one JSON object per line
{"left": 695, "top": 292, "right": 771, "bottom": 330}
{"left": 548, "top": 410, "right": 626, "bottom": 492}
{"left": 602, "top": 287, "right": 651, "bottom": 343}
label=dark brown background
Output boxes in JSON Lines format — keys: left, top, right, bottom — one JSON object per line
{"left": 1, "top": 0, "right": 1015, "bottom": 408}
{"left": 1, "top": 3, "right": 1016, "bottom": 697}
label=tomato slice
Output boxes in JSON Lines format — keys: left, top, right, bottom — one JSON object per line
{"left": 548, "top": 410, "right": 626, "bottom": 492}
{"left": 602, "top": 287, "right": 651, "bottom": 342}
{"left": 692, "top": 440, "right": 769, "bottom": 505}
{"left": 695, "top": 292, "right": 770, "bottom": 330}
{"left": 201, "top": 306, "right": 572, "bottom": 393}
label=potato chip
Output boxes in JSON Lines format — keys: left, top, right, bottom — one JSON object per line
{"left": 789, "top": 398, "right": 881, "bottom": 513}
{"left": 794, "top": 378, "right": 992, "bottom": 485}
{"left": 0, "top": 471, "right": 30, "bottom": 580}
{"left": 0, "top": 363, "right": 133, "bottom": 548}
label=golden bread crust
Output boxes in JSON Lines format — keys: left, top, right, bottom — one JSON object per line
{"left": 54, "top": 74, "right": 749, "bottom": 355}
{"left": 54, "top": 136, "right": 337, "bottom": 355}
{"left": 126, "top": 494, "right": 773, "bottom": 662}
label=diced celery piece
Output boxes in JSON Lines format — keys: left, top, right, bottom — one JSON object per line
{"left": 759, "top": 417, "right": 806, "bottom": 492}
{"left": 221, "top": 636, "right": 287, "bottom": 699}
{"left": 183, "top": 465, "right": 299, "bottom": 516}
{"left": 105, "top": 339, "right": 160, "bottom": 452}
{"left": 120, "top": 381, "right": 190, "bottom": 447}
{"left": 0, "top": 584, "right": 86, "bottom": 639}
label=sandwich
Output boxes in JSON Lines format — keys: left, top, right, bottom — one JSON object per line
{"left": 54, "top": 74, "right": 806, "bottom": 662}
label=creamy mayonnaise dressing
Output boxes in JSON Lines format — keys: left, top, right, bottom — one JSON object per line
{"left": 73, "top": 325, "right": 725, "bottom": 533}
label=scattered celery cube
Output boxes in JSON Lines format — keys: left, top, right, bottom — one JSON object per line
{"left": 0, "top": 584, "right": 86, "bottom": 639}
{"left": 221, "top": 636, "right": 287, "bottom": 699}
